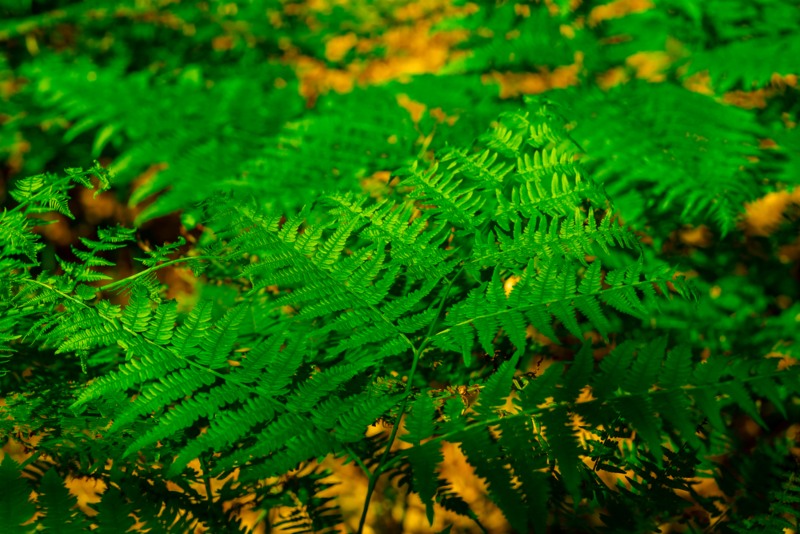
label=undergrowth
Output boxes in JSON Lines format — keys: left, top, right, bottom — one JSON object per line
{"left": 1, "top": 0, "right": 799, "bottom": 532}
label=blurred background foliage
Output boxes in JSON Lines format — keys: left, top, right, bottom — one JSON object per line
{"left": 1, "top": 0, "right": 799, "bottom": 532}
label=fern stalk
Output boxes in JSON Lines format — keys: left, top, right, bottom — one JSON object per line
{"left": 356, "top": 266, "right": 464, "bottom": 533}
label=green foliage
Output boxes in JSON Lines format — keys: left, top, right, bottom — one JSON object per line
{"left": 1, "top": 0, "right": 799, "bottom": 532}
{"left": 0, "top": 456, "right": 36, "bottom": 532}
{"left": 548, "top": 83, "right": 764, "bottom": 234}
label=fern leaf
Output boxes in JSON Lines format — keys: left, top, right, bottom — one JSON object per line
{"left": 256, "top": 335, "right": 305, "bottom": 397}
{"left": 93, "top": 486, "right": 137, "bottom": 534}
{"left": 110, "top": 366, "right": 217, "bottom": 433}
{"left": 497, "top": 417, "right": 550, "bottom": 534}
{"left": 400, "top": 160, "right": 486, "bottom": 230}
{"left": 121, "top": 379, "right": 251, "bottom": 458}
{"left": 407, "top": 443, "right": 445, "bottom": 526}
{"left": 459, "top": 426, "right": 528, "bottom": 533}
{"left": 538, "top": 407, "right": 583, "bottom": 502}
{"left": 239, "top": 428, "right": 341, "bottom": 482}
{"left": 143, "top": 300, "right": 178, "bottom": 345}
{"left": 402, "top": 393, "right": 437, "bottom": 445}
{"left": 171, "top": 299, "right": 214, "bottom": 354}
{"left": 518, "top": 361, "right": 564, "bottom": 407}
{"left": 0, "top": 456, "right": 36, "bottom": 531}
{"left": 559, "top": 343, "right": 594, "bottom": 403}
{"left": 623, "top": 337, "right": 667, "bottom": 395}
{"left": 197, "top": 304, "right": 247, "bottom": 368}
{"left": 614, "top": 395, "right": 665, "bottom": 467}
{"left": 474, "top": 356, "right": 518, "bottom": 417}
{"left": 334, "top": 392, "right": 404, "bottom": 443}
{"left": 168, "top": 394, "right": 278, "bottom": 476}
{"left": 121, "top": 285, "right": 153, "bottom": 333}
{"left": 37, "top": 469, "right": 89, "bottom": 533}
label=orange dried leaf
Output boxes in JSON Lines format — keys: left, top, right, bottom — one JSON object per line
{"left": 589, "top": 0, "right": 653, "bottom": 26}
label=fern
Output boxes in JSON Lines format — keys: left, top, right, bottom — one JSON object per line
{"left": 549, "top": 83, "right": 764, "bottom": 234}
{"left": 2, "top": 1, "right": 799, "bottom": 531}
{"left": 731, "top": 466, "right": 800, "bottom": 532}
{"left": 5, "top": 97, "right": 790, "bottom": 531}
{"left": 0, "top": 456, "right": 36, "bottom": 532}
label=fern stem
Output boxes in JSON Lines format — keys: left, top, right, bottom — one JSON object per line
{"left": 431, "top": 274, "right": 671, "bottom": 338}
{"left": 99, "top": 254, "right": 217, "bottom": 292}
{"left": 356, "top": 268, "right": 463, "bottom": 533}
{"left": 343, "top": 445, "right": 371, "bottom": 479}
{"left": 376, "top": 266, "right": 463, "bottom": 476}
{"left": 356, "top": 475, "right": 379, "bottom": 534}
{"left": 417, "top": 265, "right": 465, "bottom": 356}
{"left": 355, "top": 344, "right": 422, "bottom": 534}
{"left": 471, "top": 516, "right": 490, "bottom": 534}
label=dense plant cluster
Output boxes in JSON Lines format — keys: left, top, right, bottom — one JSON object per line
{"left": 1, "top": 0, "right": 799, "bottom": 532}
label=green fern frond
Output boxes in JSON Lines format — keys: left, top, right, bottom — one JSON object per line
{"left": 37, "top": 468, "right": 90, "bottom": 533}
{"left": 459, "top": 425, "right": 529, "bottom": 532}
{"left": 731, "top": 467, "right": 800, "bottom": 532}
{"left": 0, "top": 456, "right": 36, "bottom": 532}
{"left": 552, "top": 83, "right": 764, "bottom": 234}
{"left": 687, "top": 33, "right": 800, "bottom": 90}
{"left": 400, "top": 160, "right": 487, "bottom": 229}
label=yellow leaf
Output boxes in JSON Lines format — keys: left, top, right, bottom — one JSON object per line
{"left": 325, "top": 33, "right": 358, "bottom": 62}
{"left": 742, "top": 189, "right": 800, "bottom": 237}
